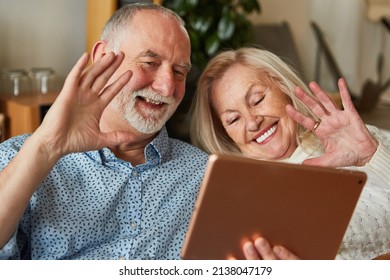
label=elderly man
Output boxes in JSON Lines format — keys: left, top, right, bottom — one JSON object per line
{"left": 0, "top": 3, "right": 207, "bottom": 260}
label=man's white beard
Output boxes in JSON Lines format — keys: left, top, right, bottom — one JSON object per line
{"left": 116, "top": 86, "right": 179, "bottom": 134}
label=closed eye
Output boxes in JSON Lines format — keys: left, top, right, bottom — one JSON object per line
{"left": 254, "top": 97, "right": 264, "bottom": 106}
{"left": 143, "top": 61, "right": 158, "bottom": 67}
{"left": 224, "top": 116, "right": 240, "bottom": 126}
{"left": 174, "top": 69, "right": 186, "bottom": 80}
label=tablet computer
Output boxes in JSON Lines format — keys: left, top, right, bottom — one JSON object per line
{"left": 181, "top": 154, "right": 367, "bottom": 260}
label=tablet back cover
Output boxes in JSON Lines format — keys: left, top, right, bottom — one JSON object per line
{"left": 181, "top": 154, "right": 366, "bottom": 260}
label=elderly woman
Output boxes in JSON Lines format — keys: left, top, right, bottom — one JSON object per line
{"left": 190, "top": 47, "right": 390, "bottom": 260}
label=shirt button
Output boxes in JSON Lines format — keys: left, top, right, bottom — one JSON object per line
{"left": 130, "top": 221, "right": 138, "bottom": 229}
{"left": 118, "top": 256, "right": 125, "bottom": 260}
{"left": 131, "top": 169, "right": 138, "bottom": 177}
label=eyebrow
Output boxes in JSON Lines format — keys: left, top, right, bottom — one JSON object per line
{"left": 137, "top": 49, "right": 192, "bottom": 71}
{"left": 218, "top": 84, "right": 257, "bottom": 116}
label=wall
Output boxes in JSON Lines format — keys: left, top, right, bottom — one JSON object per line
{"left": 249, "top": 0, "right": 314, "bottom": 83}
{"left": 0, "top": 0, "right": 86, "bottom": 90}
{"left": 1, "top": 0, "right": 389, "bottom": 101}
{"left": 250, "top": 0, "right": 390, "bottom": 100}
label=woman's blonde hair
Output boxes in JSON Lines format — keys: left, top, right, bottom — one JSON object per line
{"left": 190, "top": 47, "right": 321, "bottom": 156}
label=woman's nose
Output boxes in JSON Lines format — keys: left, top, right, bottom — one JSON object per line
{"left": 246, "top": 115, "right": 263, "bottom": 131}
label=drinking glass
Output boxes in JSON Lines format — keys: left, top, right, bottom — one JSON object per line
{"left": 1, "top": 69, "right": 30, "bottom": 96}
{"left": 30, "top": 67, "right": 55, "bottom": 94}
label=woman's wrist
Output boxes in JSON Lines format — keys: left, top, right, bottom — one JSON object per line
{"left": 357, "top": 137, "right": 379, "bottom": 166}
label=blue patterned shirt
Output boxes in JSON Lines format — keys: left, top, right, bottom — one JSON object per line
{"left": 0, "top": 127, "right": 208, "bottom": 260}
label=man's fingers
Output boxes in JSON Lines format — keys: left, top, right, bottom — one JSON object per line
{"left": 78, "top": 52, "right": 118, "bottom": 91}
{"left": 90, "top": 52, "right": 126, "bottom": 93}
{"left": 99, "top": 70, "right": 132, "bottom": 105}
{"left": 62, "top": 53, "right": 90, "bottom": 93}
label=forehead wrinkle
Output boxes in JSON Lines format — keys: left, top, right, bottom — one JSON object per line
{"left": 137, "top": 49, "right": 159, "bottom": 59}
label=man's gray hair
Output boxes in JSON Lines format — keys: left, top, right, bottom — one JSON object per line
{"left": 101, "top": 3, "right": 185, "bottom": 52}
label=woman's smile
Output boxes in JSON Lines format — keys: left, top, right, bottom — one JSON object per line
{"left": 254, "top": 123, "right": 277, "bottom": 144}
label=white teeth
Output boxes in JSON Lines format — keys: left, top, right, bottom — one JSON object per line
{"left": 144, "top": 98, "right": 162, "bottom": 105}
{"left": 256, "top": 125, "right": 277, "bottom": 143}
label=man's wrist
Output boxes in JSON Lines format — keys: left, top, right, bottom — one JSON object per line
{"left": 27, "top": 129, "right": 64, "bottom": 166}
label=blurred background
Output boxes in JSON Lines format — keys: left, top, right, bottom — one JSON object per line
{"left": 0, "top": 0, "right": 389, "bottom": 141}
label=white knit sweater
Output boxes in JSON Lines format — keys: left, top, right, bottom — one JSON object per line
{"left": 283, "top": 125, "right": 390, "bottom": 259}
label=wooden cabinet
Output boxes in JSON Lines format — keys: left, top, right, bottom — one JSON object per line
{"left": 86, "top": 0, "right": 162, "bottom": 53}
{"left": 0, "top": 92, "right": 58, "bottom": 139}
{"left": 86, "top": 0, "right": 117, "bottom": 53}
{"left": 0, "top": 2, "right": 167, "bottom": 141}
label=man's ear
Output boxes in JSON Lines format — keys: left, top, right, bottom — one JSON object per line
{"left": 91, "top": 40, "right": 107, "bottom": 63}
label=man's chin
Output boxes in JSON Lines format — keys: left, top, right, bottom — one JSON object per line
{"left": 128, "top": 118, "right": 166, "bottom": 135}
{"left": 124, "top": 106, "right": 176, "bottom": 134}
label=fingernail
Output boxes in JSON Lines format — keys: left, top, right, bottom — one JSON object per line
{"left": 254, "top": 237, "right": 268, "bottom": 248}
{"left": 243, "top": 242, "right": 256, "bottom": 255}
{"left": 273, "top": 246, "right": 281, "bottom": 253}
{"left": 273, "top": 246, "right": 284, "bottom": 257}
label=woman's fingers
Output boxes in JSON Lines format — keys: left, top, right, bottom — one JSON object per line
{"left": 308, "top": 81, "right": 338, "bottom": 113}
{"left": 338, "top": 78, "right": 356, "bottom": 112}
{"left": 253, "top": 237, "right": 278, "bottom": 260}
{"left": 273, "top": 245, "right": 300, "bottom": 260}
{"left": 243, "top": 237, "right": 278, "bottom": 260}
{"left": 286, "top": 104, "right": 318, "bottom": 132}
{"left": 243, "top": 237, "right": 300, "bottom": 260}
{"left": 243, "top": 241, "right": 261, "bottom": 260}
{"left": 294, "top": 86, "right": 328, "bottom": 118}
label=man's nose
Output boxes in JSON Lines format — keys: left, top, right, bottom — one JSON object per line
{"left": 151, "top": 67, "right": 175, "bottom": 97}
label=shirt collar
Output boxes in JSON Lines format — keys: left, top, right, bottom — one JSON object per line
{"left": 85, "top": 126, "right": 170, "bottom": 166}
